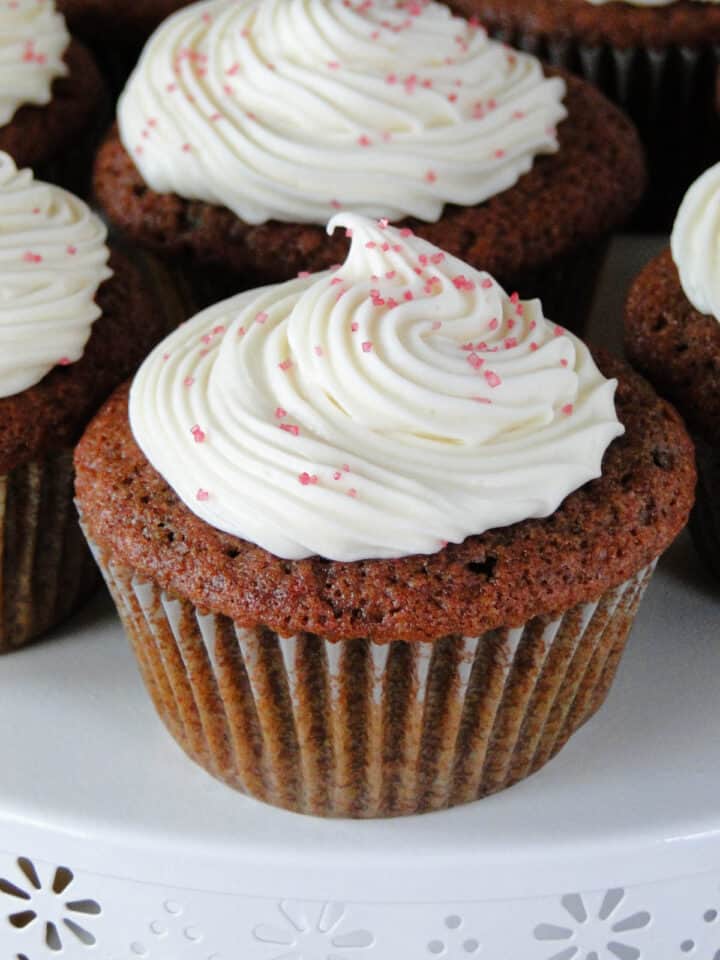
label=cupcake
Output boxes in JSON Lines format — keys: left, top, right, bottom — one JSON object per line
{"left": 93, "top": 0, "right": 645, "bottom": 330}
{"left": 0, "top": 154, "right": 186, "bottom": 653}
{"left": 56, "top": 0, "right": 196, "bottom": 93}
{"left": 445, "top": 0, "right": 720, "bottom": 229}
{"left": 625, "top": 162, "right": 720, "bottom": 580}
{"left": 75, "top": 214, "right": 695, "bottom": 818}
{"left": 0, "top": 0, "right": 106, "bottom": 195}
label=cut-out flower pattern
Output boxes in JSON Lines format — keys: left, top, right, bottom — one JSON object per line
{"left": 534, "top": 889, "right": 650, "bottom": 960}
{"left": 0, "top": 857, "right": 101, "bottom": 952}
{"left": 253, "top": 900, "right": 374, "bottom": 960}
{"left": 427, "top": 914, "right": 481, "bottom": 956}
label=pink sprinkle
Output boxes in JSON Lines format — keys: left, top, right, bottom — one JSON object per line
{"left": 314, "top": 345, "right": 324, "bottom": 357}
{"left": 238, "top": 326, "right": 246, "bottom": 336}
{"left": 226, "top": 62, "right": 240, "bottom": 76}
{"left": 162, "top": 353, "right": 170, "bottom": 362}
{"left": 209, "top": 112, "right": 222, "bottom": 122}
{"left": 351, "top": 322, "right": 359, "bottom": 332}
{"left": 333, "top": 471, "right": 342, "bottom": 480}
{"left": 481, "top": 278, "right": 492, "bottom": 289}
{"left": 404, "top": 290, "right": 414, "bottom": 301}
{"left": 425, "top": 170, "right": 437, "bottom": 183}
{"left": 430, "top": 252, "right": 444, "bottom": 264}
{"left": 400, "top": 227, "right": 413, "bottom": 237}
{"left": 275, "top": 407, "right": 287, "bottom": 419}
{"left": 489, "top": 318, "right": 499, "bottom": 331}
{"left": 255, "top": 311, "right": 268, "bottom": 324}
{"left": 279, "top": 359, "right": 293, "bottom": 371}
{"left": 348, "top": 488, "right": 358, "bottom": 498}
{"left": 431, "top": 320, "right": 442, "bottom": 330}
{"left": 182, "top": 143, "right": 192, "bottom": 152}
{"left": 380, "top": 242, "right": 390, "bottom": 252}
{"left": 448, "top": 93, "right": 458, "bottom": 103}
{"left": 467, "top": 352, "right": 484, "bottom": 370}
{"left": 345, "top": 228, "right": 354, "bottom": 238}
{"left": 554, "top": 325, "right": 564, "bottom": 337}
{"left": 386, "top": 270, "right": 396, "bottom": 279}
{"left": 513, "top": 110, "right": 526, "bottom": 120}
{"left": 223, "top": 84, "right": 234, "bottom": 95}
{"left": 386, "top": 73, "right": 397, "bottom": 84}
{"left": 327, "top": 60, "right": 340, "bottom": 69}
{"left": 378, "top": 217, "right": 389, "bottom": 228}
{"left": 504, "top": 337, "right": 517, "bottom": 350}
{"left": 362, "top": 341, "right": 373, "bottom": 353}
{"left": 298, "top": 472, "right": 318, "bottom": 486}
{"left": 392, "top": 244, "right": 403, "bottom": 252}
{"left": 280, "top": 424, "right": 300, "bottom": 436}
{"left": 365, "top": 241, "right": 376, "bottom": 249}
{"left": 66, "top": 245, "right": 77, "bottom": 256}
{"left": 191, "top": 425, "right": 206, "bottom": 444}
{"left": 507, "top": 318, "right": 515, "bottom": 330}
{"left": 472, "top": 396, "right": 492, "bottom": 404}
{"left": 212, "top": 325, "right": 225, "bottom": 335}
{"left": 529, "top": 320, "right": 537, "bottom": 331}
{"left": 58, "top": 357, "right": 72, "bottom": 366}
{"left": 461, "top": 342, "right": 473, "bottom": 351}
{"left": 484, "top": 370, "right": 502, "bottom": 388}
{"left": 330, "top": 198, "right": 342, "bottom": 210}
{"left": 562, "top": 404, "right": 574, "bottom": 416}
{"left": 330, "top": 276, "right": 344, "bottom": 286}
{"left": 196, "top": 489, "right": 210, "bottom": 502}
{"left": 166, "top": 82, "right": 177, "bottom": 92}
{"left": 419, "top": 254, "right": 429, "bottom": 266}
{"left": 358, "top": 135, "right": 372, "bottom": 147}
{"left": 494, "top": 149, "right": 506, "bottom": 159}
{"left": 530, "top": 342, "right": 539, "bottom": 352}
{"left": 561, "top": 358, "right": 569, "bottom": 368}
{"left": 183, "top": 376, "right": 195, "bottom": 387}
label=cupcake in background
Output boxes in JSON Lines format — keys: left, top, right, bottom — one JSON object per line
{"left": 626, "top": 162, "right": 720, "bottom": 581}
{"left": 94, "top": 0, "right": 645, "bottom": 331}
{"left": 0, "top": 154, "right": 186, "bottom": 652}
{"left": 445, "top": 0, "right": 720, "bottom": 229}
{"left": 0, "top": 0, "right": 106, "bottom": 196}
{"left": 75, "top": 213, "right": 695, "bottom": 818}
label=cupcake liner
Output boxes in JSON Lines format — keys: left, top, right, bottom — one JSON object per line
{"left": 507, "top": 236, "right": 609, "bottom": 335}
{"left": 87, "top": 533, "right": 655, "bottom": 818}
{"left": 0, "top": 451, "right": 99, "bottom": 653}
{"left": 688, "top": 437, "right": 720, "bottom": 581}
{"left": 489, "top": 27, "right": 719, "bottom": 229}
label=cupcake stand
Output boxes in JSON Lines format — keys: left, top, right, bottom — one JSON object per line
{"left": 1, "top": 239, "right": 719, "bottom": 960}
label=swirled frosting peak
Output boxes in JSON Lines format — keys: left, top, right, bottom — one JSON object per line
{"left": 130, "top": 214, "right": 624, "bottom": 561}
{"left": 672, "top": 161, "right": 720, "bottom": 322}
{"left": 0, "top": 0, "right": 69, "bottom": 126}
{"left": 118, "top": 0, "right": 567, "bottom": 225}
{"left": 0, "top": 153, "right": 112, "bottom": 399}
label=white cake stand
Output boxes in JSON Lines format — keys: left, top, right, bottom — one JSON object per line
{"left": 1, "top": 240, "right": 718, "bottom": 960}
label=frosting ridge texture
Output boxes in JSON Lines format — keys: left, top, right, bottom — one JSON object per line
{"left": 672, "top": 161, "right": 720, "bottom": 322}
{"left": 118, "top": 0, "right": 566, "bottom": 225}
{"left": 130, "top": 213, "right": 623, "bottom": 561}
{"left": 0, "top": 153, "right": 112, "bottom": 399}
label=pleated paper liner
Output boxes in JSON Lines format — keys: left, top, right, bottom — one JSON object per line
{"left": 87, "top": 532, "right": 655, "bottom": 818}
{"left": 689, "top": 437, "right": 720, "bottom": 582}
{"left": 0, "top": 451, "right": 99, "bottom": 653}
{"left": 487, "top": 28, "right": 719, "bottom": 230}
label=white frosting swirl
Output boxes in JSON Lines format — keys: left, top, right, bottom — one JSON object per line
{"left": 117, "top": 0, "right": 566, "bottom": 225}
{"left": 671, "top": 161, "right": 720, "bottom": 322}
{"left": 0, "top": 0, "right": 69, "bottom": 127}
{"left": 130, "top": 214, "right": 623, "bottom": 561}
{"left": 0, "top": 153, "right": 113, "bottom": 399}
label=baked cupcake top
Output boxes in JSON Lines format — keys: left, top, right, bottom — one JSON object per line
{"left": 671, "top": 160, "right": 720, "bottom": 322}
{"left": 586, "top": 1, "right": 717, "bottom": 5}
{"left": 130, "top": 213, "right": 623, "bottom": 561}
{"left": 0, "top": 0, "right": 70, "bottom": 126}
{"left": 0, "top": 153, "right": 111, "bottom": 399}
{"left": 117, "top": 0, "right": 566, "bottom": 224}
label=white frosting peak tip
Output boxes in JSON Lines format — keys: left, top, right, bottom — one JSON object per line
{"left": 672, "top": 161, "right": 720, "bottom": 322}
{"left": 130, "top": 216, "right": 624, "bottom": 561}
{"left": 0, "top": 152, "right": 113, "bottom": 399}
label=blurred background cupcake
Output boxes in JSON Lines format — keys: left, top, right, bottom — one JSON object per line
{"left": 0, "top": 0, "right": 106, "bottom": 196}
{"left": 0, "top": 153, "right": 186, "bottom": 652}
{"left": 93, "top": 0, "right": 645, "bottom": 332}
{"left": 446, "top": 0, "right": 720, "bottom": 229}
{"left": 56, "top": 0, "right": 195, "bottom": 92}
{"left": 75, "top": 214, "right": 695, "bottom": 818}
{"left": 625, "top": 162, "right": 720, "bottom": 581}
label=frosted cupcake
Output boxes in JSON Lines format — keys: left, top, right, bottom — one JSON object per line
{"left": 0, "top": 0, "right": 105, "bottom": 194}
{"left": 94, "top": 0, "right": 645, "bottom": 329}
{"left": 0, "top": 154, "right": 185, "bottom": 652}
{"left": 75, "top": 214, "right": 694, "bottom": 817}
{"left": 445, "top": 0, "right": 720, "bottom": 228}
{"left": 626, "top": 162, "right": 720, "bottom": 580}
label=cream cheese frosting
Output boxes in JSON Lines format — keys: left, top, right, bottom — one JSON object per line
{"left": 0, "top": 153, "right": 113, "bottom": 399}
{"left": 0, "top": 0, "right": 70, "bottom": 127}
{"left": 117, "top": 0, "right": 567, "bottom": 225}
{"left": 130, "top": 213, "right": 624, "bottom": 561}
{"left": 671, "top": 161, "right": 720, "bottom": 322}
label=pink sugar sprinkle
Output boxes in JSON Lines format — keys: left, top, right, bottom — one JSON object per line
{"left": 162, "top": 353, "right": 170, "bottom": 361}
{"left": 166, "top": 82, "right": 177, "bottom": 92}
{"left": 196, "top": 489, "right": 210, "bottom": 502}
{"left": 342, "top": 463, "right": 350, "bottom": 472}
{"left": 386, "top": 297, "right": 398, "bottom": 309}
{"left": 504, "top": 337, "right": 517, "bottom": 350}
{"left": 431, "top": 320, "right": 442, "bottom": 330}
{"left": 226, "top": 62, "right": 240, "bottom": 76}
{"left": 191, "top": 425, "right": 206, "bottom": 444}
{"left": 513, "top": 110, "right": 526, "bottom": 120}
{"left": 484, "top": 370, "right": 502, "bottom": 388}
{"left": 255, "top": 311, "right": 268, "bottom": 324}
{"left": 298, "top": 472, "right": 318, "bottom": 486}
{"left": 362, "top": 341, "right": 373, "bottom": 353}
{"left": 345, "top": 228, "right": 353, "bottom": 238}
{"left": 386, "top": 270, "right": 396, "bottom": 279}
{"left": 348, "top": 488, "right": 358, "bottom": 498}
{"left": 314, "top": 345, "right": 324, "bottom": 357}
{"left": 481, "top": 278, "right": 492, "bottom": 289}
{"left": 238, "top": 326, "right": 246, "bottom": 336}
{"left": 530, "top": 342, "right": 539, "bottom": 352}
{"left": 507, "top": 318, "right": 515, "bottom": 330}
{"left": 529, "top": 320, "right": 537, "bottom": 331}
{"left": 561, "top": 358, "right": 569, "bottom": 368}
{"left": 278, "top": 359, "right": 293, "bottom": 371}
{"left": 448, "top": 93, "right": 458, "bottom": 103}
{"left": 67, "top": 245, "right": 77, "bottom": 256}
{"left": 380, "top": 242, "right": 390, "bottom": 251}
{"left": 425, "top": 170, "right": 437, "bottom": 183}
{"left": 461, "top": 343, "right": 473, "bottom": 351}
{"left": 472, "top": 396, "right": 492, "bottom": 404}
{"left": 430, "top": 252, "right": 444, "bottom": 264}
{"left": 365, "top": 241, "right": 376, "bottom": 249}
{"left": 182, "top": 143, "right": 192, "bottom": 152}
{"left": 327, "top": 61, "right": 340, "bottom": 69}
{"left": 212, "top": 325, "right": 225, "bottom": 335}
{"left": 378, "top": 218, "right": 389, "bottom": 229}
{"left": 554, "top": 325, "right": 564, "bottom": 337}
{"left": 23, "top": 251, "right": 42, "bottom": 264}
{"left": 280, "top": 424, "right": 300, "bottom": 436}
{"left": 331, "top": 276, "right": 344, "bottom": 285}
{"left": 358, "top": 135, "right": 372, "bottom": 147}
{"left": 298, "top": 271, "right": 311, "bottom": 278}
{"left": 419, "top": 254, "right": 429, "bottom": 266}
{"left": 58, "top": 357, "right": 72, "bottom": 366}
{"left": 275, "top": 407, "right": 287, "bottom": 419}
{"left": 210, "top": 112, "right": 222, "bottom": 122}
{"left": 330, "top": 199, "right": 342, "bottom": 209}
{"left": 489, "top": 318, "right": 499, "bottom": 331}
{"left": 562, "top": 404, "right": 574, "bottom": 416}
{"left": 494, "top": 149, "right": 506, "bottom": 159}
{"left": 333, "top": 471, "right": 342, "bottom": 480}
{"left": 467, "top": 352, "right": 484, "bottom": 370}
{"left": 351, "top": 322, "right": 359, "bottom": 332}
{"left": 404, "top": 291, "right": 414, "bottom": 301}
{"left": 400, "top": 227, "right": 413, "bottom": 237}
{"left": 183, "top": 376, "right": 195, "bottom": 387}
